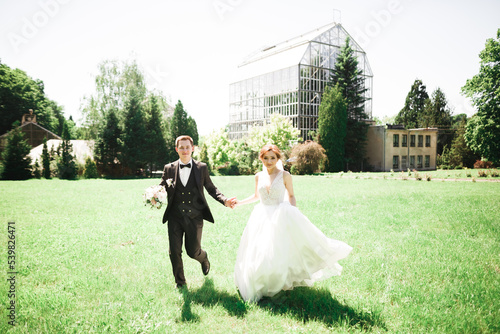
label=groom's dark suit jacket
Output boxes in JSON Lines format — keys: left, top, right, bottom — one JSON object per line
{"left": 159, "top": 159, "right": 227, "bottom": 224}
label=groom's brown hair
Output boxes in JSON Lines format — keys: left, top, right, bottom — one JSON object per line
{"left": 175, "top": 135, "right": 194, "bottom": 147}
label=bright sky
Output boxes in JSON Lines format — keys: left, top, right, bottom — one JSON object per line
{"left": 1, "top": 0, "right": 498, "bottom": 136}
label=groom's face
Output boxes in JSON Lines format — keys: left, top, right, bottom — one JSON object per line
{"left": 176, "top": 140, "right": 194, "bottom": 162}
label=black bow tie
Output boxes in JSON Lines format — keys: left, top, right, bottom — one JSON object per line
{"left": 180, "top": 163, "right": 191, "bottom": 169}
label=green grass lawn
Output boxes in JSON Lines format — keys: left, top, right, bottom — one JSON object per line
{"left": 0, "top": 176, "right": 499, "bottom": 333}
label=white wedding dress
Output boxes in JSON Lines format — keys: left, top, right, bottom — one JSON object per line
{"left": 234, "top": 170, "right": 353, "bottom": 303}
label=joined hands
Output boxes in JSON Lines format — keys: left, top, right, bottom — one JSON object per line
{"left": 225, "top": 197, "right": 238, "bottom": 209}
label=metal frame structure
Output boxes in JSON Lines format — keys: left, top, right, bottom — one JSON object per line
{"left": 228, "top": 23, "right": 373, "bottom": 140}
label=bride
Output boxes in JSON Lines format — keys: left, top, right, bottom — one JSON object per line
{"left": 234, "top": 144, "right": 352, "bottom": 303}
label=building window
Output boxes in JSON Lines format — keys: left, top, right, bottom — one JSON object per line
{"left": 393, "top": 134, "right": 399, "bottom": 147}
{"left": 425, "top": 155, "right": 430, "bottom": 168}
{"left": 418, "top": 135, "right": 423, "bottom": 147}
{"left": 417, "top": 155, "right": 423, "bottom": 168}
{"left": 393, "top": 156, "right": 399, "bottom": 170}
{"left": 402, "top": 155, "right": 407, "bottom": 169}
{"left": 426, "top": 135, "right": 431, "bottom": 147}
{"left": 402, "top": 134, "right": 407, "bottom": 147}
{"left": 410, "top": 135, "right": 416, "bottom": 147}
{"left": 410, "top": 155, "right": 415, "bottom": 168}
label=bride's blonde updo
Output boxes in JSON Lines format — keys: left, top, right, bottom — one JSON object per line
{"left": 259, "top": 144, "right": 282, "bottom": 160}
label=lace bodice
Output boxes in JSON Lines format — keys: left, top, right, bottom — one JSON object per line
{"left": 258, "top": 171, "right": 286, "bottom": 205}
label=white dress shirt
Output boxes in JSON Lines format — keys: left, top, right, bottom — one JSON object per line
{"left": 179, "top": 159, "right": 192, "bottom": 187}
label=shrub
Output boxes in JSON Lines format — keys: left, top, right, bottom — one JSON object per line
{"left": 31, "top": 159, "right": 41, "bottom": 179}
{"left": 490, "top": 169, "right": 499, "bottom": 177}
{"left": 425, "top": 173, "right": 432, "bottom": 181}
{"left": 217, "top": 162, "right": 240, "bottom": 176}
{"left": 474, "top": 160, "right": 493, "bottom": 169}
{"left": 84, "top": 157, "right": 99, "bottom": 178}
{"left": 289, "top": 141, "right": 326, "bottom": 175}
{"left": 477, "top": 170, "right": 488, "bottom": 177}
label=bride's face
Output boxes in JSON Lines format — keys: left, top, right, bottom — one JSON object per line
{"left": 261, "top": 151, "right": 278, "bottom": 169}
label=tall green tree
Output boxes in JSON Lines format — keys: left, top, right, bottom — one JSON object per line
{"left": 121, "top": 89, "right": 147, "bottom": 174}
{"left": 448, "top": 117, "right": 480, "bottom": 168}
{"left": 421, "top": 87, "right": 454, "bottom": 154}
{"left": 166, "top": 100, "right": 199, "bottom": 162}
{"left": 1, "top": 125, "right": 32, "bottom": 180}
{"left": 57, "top": 123, "right": 78, "bottom": 179}
{"left": 330, "top": 37, "right": 369, "bottom": 171}
{"left": 187, "top": 115, "right": 199, "bottom": 146}
{"left": 144, "top": 94, "right": 168, "bottom": 175}
{"left": 318, "top": 84, "right": 347, "bottom": 172}
{"left": 80, "top": 59, "right": 147, "bottom": 139}
{"left": 396, "top": 79, "right": 429, "bottom": 129}
{"left": 198, "top": 142, "right": 211, "bottom": 174}
{"left": 41, "top": 137, "right": 51, "bottom": 179}
{"left": 462, "top": 29, "right": 500, "bottom": 165}
{"left": 169, "top": 100, "right": 189, "bottom": 139}
{"left": 419, "top": 88, "right": 452, "bottom": 128}
{"left": 95, "top": 109, "right": 122, "bottom": 175}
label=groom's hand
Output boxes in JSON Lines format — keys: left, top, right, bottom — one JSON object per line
{"left": 225, "top": 197, "right": 237, "bottom": 209}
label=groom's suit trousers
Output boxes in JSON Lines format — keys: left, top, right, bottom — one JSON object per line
{"left": 167, "top": 169, "right": 207, "bottom": 285}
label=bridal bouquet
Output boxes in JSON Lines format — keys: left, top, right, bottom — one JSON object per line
{"left": 143, "top": 185, "right": 167, "bottom": 209}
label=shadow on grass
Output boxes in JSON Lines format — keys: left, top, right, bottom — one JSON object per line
{"left": 258, "top": 287, "right": 386, "bottom": 331}
{"left": 179, "top": 279, "right": 384, "bottom": 331}
{"left": 179, "top": 278, "right": 248, "bottom": 322}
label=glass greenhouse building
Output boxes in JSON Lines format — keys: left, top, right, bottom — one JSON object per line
{"left": 228, "top": 22, "right": 373, "bottom": 140}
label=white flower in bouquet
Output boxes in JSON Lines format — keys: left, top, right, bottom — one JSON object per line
{"left": 166, "top": 178, "right": 174, "bottom": 187}
{"left": 143, "top": 185, "right": 168, "bottom": 209}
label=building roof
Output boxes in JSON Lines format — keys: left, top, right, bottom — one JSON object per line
{"left": 371, "top": 124, "right": 439, "bottom": 131}
{"left": 231, "top": 22, "right": 371, "bottom": 82}
{"left": 0, "top": 121, "right": 61, "bottom": 140}
{"left": 0, "top": 121, "right": 62, "bottom": 152}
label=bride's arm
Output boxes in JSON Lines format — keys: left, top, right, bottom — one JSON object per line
{"left": 283, "top": 171, "right": 297, "bottom": 206}
{"left": 236, "top": 173, "right": 260, "bottom": 206}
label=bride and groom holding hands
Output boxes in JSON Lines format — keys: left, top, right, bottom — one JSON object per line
{"left": 159, "top": 135, "right": 352, "bottom": 303}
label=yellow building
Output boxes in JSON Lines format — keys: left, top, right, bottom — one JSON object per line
{"left": 366, "top": 124, "right": 438, "bottom": 172}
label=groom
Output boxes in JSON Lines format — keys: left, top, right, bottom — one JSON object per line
{"left": 160, "top": 135, "right": 236, "bottom": 289}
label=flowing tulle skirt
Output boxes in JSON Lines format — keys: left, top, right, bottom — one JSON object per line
{"left": 234, "top": 202, "right": 352, "bottom": 302}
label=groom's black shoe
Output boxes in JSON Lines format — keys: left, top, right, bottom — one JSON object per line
{"left": 201, "top": 256, "right": 210, "bottom": 276}
{"left": 176, "top": 283, "right": 187, "bottom": 290}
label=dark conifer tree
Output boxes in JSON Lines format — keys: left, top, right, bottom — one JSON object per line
{"left": 57, "top": 123, "right": 78, "bottom": 179}
{"left": 121, "top": 89, "right": 147, "bottom": 174}
{"left": 145, "top": 95, "right": 168, "bottom": 176}
{"left": 318, "top": 84, "right": 347, "bottom": 172}
{"left": 395, "top": 79, "right": 429, "bottom": 129}
{"left": 95, "top": 109, "right": 122, "bottom": 175}
{"left": 330, "top": 37, "right": 369, "bottom": 171}
{"left": 42, "top": 137, "right": 51, "bottom": 179}
{"left": 1, "top": 125, "right": 32, "bottom": 180}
